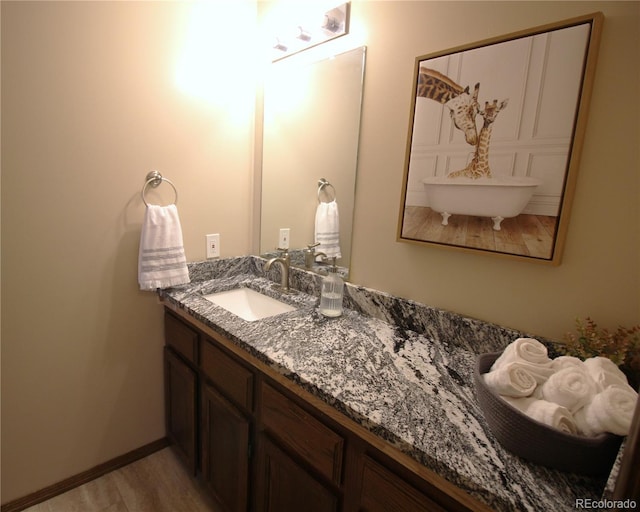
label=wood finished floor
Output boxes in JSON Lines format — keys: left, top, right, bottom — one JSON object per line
{"left": 402, "top": 206, "right": 557, "bottom": 259}
{"left": 23, "top": 448, "right": 222, "bottom": 512}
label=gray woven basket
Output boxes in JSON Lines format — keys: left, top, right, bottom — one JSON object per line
{"left": 475, "top": 352, "right": 622, "bottom": 475}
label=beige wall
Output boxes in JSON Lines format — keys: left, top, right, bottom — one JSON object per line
{"left": 1, "top": 1, "right": 255, "bottom": 503}
{"left": 1, "top": 0, "right": 638, "bottom": 505}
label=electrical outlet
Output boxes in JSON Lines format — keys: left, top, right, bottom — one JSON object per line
{"left": 278, "top": 228, "right": 290, "bottom": 249}
{"left": 206, "top": 234, "right": 220, "bottom": 259}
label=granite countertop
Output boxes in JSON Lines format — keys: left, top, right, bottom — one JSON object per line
{"left": 160, "top": 256, "right": 614, "bottom": 512}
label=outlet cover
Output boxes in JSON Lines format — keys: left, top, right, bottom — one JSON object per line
{"left": 206, "top": 234, "right": 220, "bottom": 258}
{"left": 278, "top": 228, "right": 290, "bottom": 249}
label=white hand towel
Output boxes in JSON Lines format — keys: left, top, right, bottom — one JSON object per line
{"left": 573, "top": 385, "right": 638, "bottom": 436}
{"left": 551, "top": 355, "right": 584, "bottom": 372}
{"left": 315, "top": 200, "right": 341, "bottom": 258}
{"left": 503, "top": 397, "right": 578, "bottom": 435}
{"left": 583, "top": 356, "right": 629, "bottom": 391}
{"left": 483, "top": 362, "right": 537, "bottom": 397}
{"left": 138, "top": 204, "right": 190, "bottom": 290}
{"left": 491, "top": 338, "right": 553, "bottom": 383}
{"left": 538, "top": 366, "right": 597, "bottom": 413}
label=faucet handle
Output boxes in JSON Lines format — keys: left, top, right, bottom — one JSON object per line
{"left": 276, "top": 247, "right": 289, "bottom": 256}
{"left": 306, "top": 242, "right": 321, "bottom": 251}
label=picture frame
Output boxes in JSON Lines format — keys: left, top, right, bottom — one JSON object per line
{"left": 397, "top": 12, "right": 603, "bottom": 265}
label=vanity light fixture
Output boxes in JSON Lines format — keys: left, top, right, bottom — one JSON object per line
{"left": 322, "top": 14, "right": 341, "bottom": 33}
{"left": 271, "top": 2, "right": 349, "bottom": 61}
{"left": 273, "top": 38, "right": 288, "bottom": 52}
{"left": 296, "top": 27, "right": 312, "bottom": 42}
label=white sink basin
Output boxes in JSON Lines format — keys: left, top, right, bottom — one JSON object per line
{"left": 202, "top": 288, "right": 296, "bottom": 321}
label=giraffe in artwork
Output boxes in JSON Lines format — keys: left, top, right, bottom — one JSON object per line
{"left": 447, "top": 98, "right": 509, "bottom": 179}
{"left": 417, "top": 67, "right": 480, "bottom": 146}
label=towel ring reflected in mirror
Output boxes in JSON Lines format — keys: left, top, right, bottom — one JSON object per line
{"left": 141, "top": 170, "right": 178, "bottom": 207}
{"left": 317, "top": 178, "right": 336, "bottom": 203}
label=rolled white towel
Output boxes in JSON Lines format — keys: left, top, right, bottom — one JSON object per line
{"left": 503, "top": 397, "right": 578, "bottom": 435}
{"left": 583, "top": 356, "right": 629, "bottom": 391}
{"left": 514, "top": 361, "right": 555, "bottom": 384}
{"left": 491, "top": 338, "right": 554, "bottom": 384}
{"left": 538, "top": 366, "right": 598, "bottom": 413}
{"left": 492, "top": 338, "right": 551, "bottom": 368}
{"left": 483, "top": 362, "right": 537, "bottom": 397}
{"left": 574, "top": 385, "right": 638, "bottom": 436}
{"left": 551, "top": 355, "right": 583, "bottom": 372}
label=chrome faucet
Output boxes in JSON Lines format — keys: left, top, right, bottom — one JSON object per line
{"left": 264, "top": 248, "right": 292, "bottom": 293}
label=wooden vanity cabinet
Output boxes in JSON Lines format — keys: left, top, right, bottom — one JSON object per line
{"left": 255, "top": 381, "right": 344, "bottom": 512}
{"left": 255, "top": 435, "right": 339, "bottom": 512}
{"left": 201, "top": 381, "right": 251, "bottom": 512}
{"left": 357, "top": 456, "right": 447, "bottom": 512}
{"left": 164, "top": 310, "right": 255, "bottom": 512}
{"left": 200, "top": 337, "right": 254, "bottom": 512}
{"left": 164, "top": 312, "right": 199, "bottom": 475}
{"left": 163, "top": 307, "right": 490, "bottom": 512}
{"left": 164, "top": 347, "right": 197, "bottom": 475}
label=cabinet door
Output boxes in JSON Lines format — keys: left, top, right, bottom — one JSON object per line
{"left": 255, "top": 435, "right": 339, "bottom": 512}
{"left": 201, "top": 382, "right": 250, "bottom": 512}
{"left": 358, "top": 456, "right": 447, "bottom": 512}
{"left": 164, "top": 347, "right": 197, "bottom": 475}
{"left": 260, "top": 383, "right": 344, "bottom": 485}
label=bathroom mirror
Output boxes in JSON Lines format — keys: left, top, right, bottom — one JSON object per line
{"left": 259, "top": 46, "right": 366, "bottom": 275}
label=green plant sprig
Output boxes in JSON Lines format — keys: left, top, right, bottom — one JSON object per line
{"left": 561, "top": 317, "right": 640, "bottom": 374}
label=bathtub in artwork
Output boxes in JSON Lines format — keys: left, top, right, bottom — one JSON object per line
{"left": 422, "top": 176, "right": 541, "bottom": 230}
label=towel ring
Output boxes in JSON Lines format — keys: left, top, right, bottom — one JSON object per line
{"left": 141, "top": 170, "right": 178, "bottom": 207}
{"left": 317, "top": 178, "right": 336, "bottom": 203}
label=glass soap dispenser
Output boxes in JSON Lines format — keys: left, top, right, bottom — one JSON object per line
{"left": 319, "top": 258, "right": 344, "bottom": 317}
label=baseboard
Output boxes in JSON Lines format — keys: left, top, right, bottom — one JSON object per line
{"left": 1, "top": 437, "right": 169, "bottom": 512}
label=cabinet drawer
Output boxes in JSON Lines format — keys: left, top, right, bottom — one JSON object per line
{"left": 165, "top": 312, "right": 198, "bottom": 364}
{"left": 201, "top": 339, "right": 254, "bottom": 412}
{"left": 359, "top": 456, "right": 447, "bottom": 512}
{"left": 261, "top": 383, "right": 344, "bottom": 485}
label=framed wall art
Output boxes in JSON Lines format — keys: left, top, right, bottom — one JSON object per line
{"left": 397, "top": 12, "right": 603, "bottom": 265}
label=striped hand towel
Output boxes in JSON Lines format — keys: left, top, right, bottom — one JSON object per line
{"left": 138, "top": 204, "right": 190, "bottom": 290}
{"left": 315, "top": 200, "right": 341, "bottom": 258}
